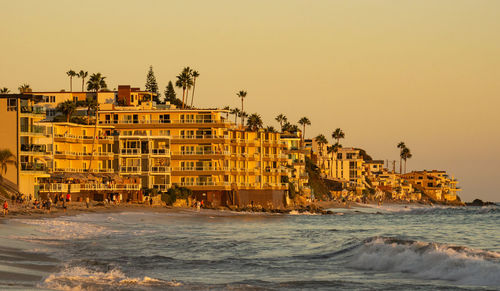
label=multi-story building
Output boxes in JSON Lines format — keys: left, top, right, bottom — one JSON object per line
{"left": 51, "top": 122, "right": 115, "bottom": 173}
{"left": 0, "top": 94, "right": 51, "bottom": 196}
{"left": 281, "top": 133, "right": 308, "bottom": 191}
{"left": 402, "top": 170, "right": 460, "bottom": 202}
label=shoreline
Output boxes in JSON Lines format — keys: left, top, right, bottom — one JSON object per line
{"left": 0, "top": 199, "right": 452, "bottom": 222}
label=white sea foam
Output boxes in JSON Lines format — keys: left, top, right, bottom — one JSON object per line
{"left": 41, "top": 266, "right": 181, "bottom": 290}
{"left": 289, "top": 210, "right": 319, "bottom": 215}
{"left": 348, "top": 237, "right": 500, "bottom": 287}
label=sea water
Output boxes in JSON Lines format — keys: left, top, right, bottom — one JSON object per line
{"left": 0, "top": 204, "right": 499, "bottom": 290}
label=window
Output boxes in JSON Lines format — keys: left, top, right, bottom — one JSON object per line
{"left": 337, "top": 153, "right": 342, "bottom": 159}
{"left": 73, "top": 97, "right": 78, "bottom": 102}
{"left": 7, "top": 98, "right": 17, "bottom": 111}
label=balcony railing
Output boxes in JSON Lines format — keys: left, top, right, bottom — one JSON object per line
{"left": 100, "top": 119, "right": 230, "bottom": 125}
{"left": 21, "top": 163, "right": 47, "bottom": 172}
{"left": 172, "top": 150, "right": 229, "bottom": 156}
{"left": 81, "top": 184, "right": 141, "bottom": 191}
{"left": 172, "top": 135, "right": 229, "bottom": 140}
{"left": 150, "top": 166, "right": 171, "bottom": 173}
{"left": 178, "top": 181, "right": 231, "bottom": 187}
{"left": 150, "top": 148, "right": 170, "bottom": 155}
{"left": 20, "top": 106, "right": 46, "bottom": 115}
{"left": 21, "top": 144, "right": 48, "bottom": 154}
{"left": 120, "top": 148, "right": 140, "bottom": 155}
{"left": 120, "top": 166, "right": 141, "bottom": 173}
{"left": 172, "top": 167, "right": 229, "bottom": 172}
{"left": 39, "top": 183, "right": 81, "bottom": 193}
{"left": 20, "top": 125, "right": 47, "bottom": 135}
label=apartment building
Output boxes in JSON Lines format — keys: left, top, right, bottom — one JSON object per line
{"left": 281, "top": 133, "right": 308, "bottom": 191}
{"left": 0, "top": 94, "right": 51, "bottom": 196}
{"left": 402, "top": 170, "right": 460, "bottom": 201}
{"left": 51, "top": 122, "right": 115, "bottom": 173}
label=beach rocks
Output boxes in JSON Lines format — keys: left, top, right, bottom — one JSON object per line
{"left": 466, "top": 199, "right": 496, "bottom": 206}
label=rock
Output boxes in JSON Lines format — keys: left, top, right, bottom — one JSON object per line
{"left": 466, "top": 199, "right": 496, "bottom": 206}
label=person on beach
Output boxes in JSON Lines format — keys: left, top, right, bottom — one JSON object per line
{"left": 3, "top": 201, "right": 8, "bottom": 215}
{"left": 62, "top": 198, "right": 67, "bottom": 212}
{"left": 46, "top": 199, "right": 52, "bottom": 213}
{"left": 66, "top": 193, "right": 71, "bottom": 204}
{"left": 85, "top": 197, "right": 90, "bottom": 208}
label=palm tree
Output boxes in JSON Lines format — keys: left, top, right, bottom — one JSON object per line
{"left": 332, "top": 128, "right": 345, "bottom": 144}
{"left": 78, "top": 70, "right": 88, "bottom": 91}
{"left": 298, "top": 117, "right": 311, "bottom": 141}
{"left": 236, "top": 90, "right": 247, "bottom": 126}
{"left": 230, "top": 108, "right": 240, "bottom": 124}
{"left": 266, "top": 126, "right": 277, "bottom": 133}
{"left": 240, "top": 111, "right": 248, "bottom": 127}
{"left": 247, "top": 113, "right": 263, "bottom": 131}
{"left": 327, "top": 142, "right": 342, "bottom": 177}
{"left": 86, "top": 73, "right": 107, "bottom": 172}
{"left": 397, "top": 142, "right": 406, "bottom": 174}
{"left": 401, "top": 147, "right": 412, "bottom": 174}
{"left": 175, "top": 67, "right": 193, "bottom": 109}
{"left": 85, "top": 97, "right": 98, "bottom": 125}
{"left": 0, "top": 88, "right": 10, "bottom": 93}
{"left": 66, "top": 70, "right": 77, "bottom": 92}
{"left": 275, "top": 114, "right": 287, "bottom": 132}
{"left": 315, "top": 134, "right": 328, "bottom": 170}
{"left": 56, "top": 100, "right": 77, "bottom": 122}
{"left": 18, "top": 84, "right": 31, "bottom": 93}
{"left": 190, "top": 70, "right": 200, "bottom": 107}
{"left": 0, "top": 149, "right": 17, "bottom": 181}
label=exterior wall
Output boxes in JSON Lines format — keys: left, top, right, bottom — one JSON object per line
{"left": 52, "top": 123, "right": 114, "bottom": 173}
{"left": 0, "top": 97, "right": 19, "bottom": 185}
{"left": 236, "top": 189, "right": 286, "bottom": 209}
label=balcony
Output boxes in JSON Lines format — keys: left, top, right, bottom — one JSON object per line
{"left": 150, "top": 166, "right": 171, "bottom": 173}
{"left": 39, "top": 183, "right": 81, "bottom": 193}
{"left": 20, "top": 163, "right": 47, "bottom": 173}
{"left": 120, "top": 148, "right": 140, "bottom": 155}
{"left": 20, "top": 144, "right": 49, "bottom": 155}
{"left": 171, "top": 134, "right": 229, "bottom": 143}
{"left": 120, "top": 166, "right": 141, "bottom": 173}
{"left": 81, "top": 184, "right": 141, "bottom": 191}
{"left": 20, "top": 106, "right": 46, "bottom": 116}
{"left": 171, "top": 167, "right": 229, "bottom": 173}
{"left": 20, "top": 125, "right": 47, "bottom": 136}
{"left": 53, "top": 168, "right": 114, "bottom": 173}
{"left": 150, "top": 148, "right": 170, "bottom": 156}
{"left": 177, "top": 181, "right": 231, "bottom": 189}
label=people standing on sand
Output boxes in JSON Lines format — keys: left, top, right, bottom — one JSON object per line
{"left": 119, "top": 193, "right": 122, "bottom": 205}
{"left": 3, "top": 201, "right": 8, "bottom": 215}
{"left": 149, "top": 196, "right": 153, "bottom": 206}
{"left": 85, "top": 197, "right": 90, "bottom": 208}
{"left": 47, "top": 199, "right": 52, "bottom": 213}
{"left": 66, "top": 193, "right": 71, "bottom": 204}
{"left": 62, "top": 198, "right": 67, "bottom": 212}
{"left": 196, "top": 201, "right": 201, "bottom": 212}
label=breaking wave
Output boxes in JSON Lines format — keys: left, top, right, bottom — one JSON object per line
{"left": 347, "top": 236, "right": 500, "bottom": 287}
{"left": 40, "top": 266, "right": 181, "bottom": 290}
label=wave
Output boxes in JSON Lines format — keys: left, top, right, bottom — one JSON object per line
{"left": 40, "top": 266, "right": 181, "bottom": 290}
{"left": 362, "top": 204, "right": 499, "bottom": 215}
{"left": 346, "top": 236, "right": 500, "bottom": 287}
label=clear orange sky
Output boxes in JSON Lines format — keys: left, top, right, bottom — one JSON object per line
{"left": 1, "top": 0, "right": 499, "bottom": 201}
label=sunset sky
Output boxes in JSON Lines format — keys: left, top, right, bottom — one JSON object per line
{"left": 1, "top": 0, "right": 499, "bottom": 201}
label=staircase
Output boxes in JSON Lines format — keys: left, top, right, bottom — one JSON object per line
{"left": 0, "top": 178, "right": 20, "bottom": 201}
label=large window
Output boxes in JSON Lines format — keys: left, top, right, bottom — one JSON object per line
{"left": 7, "top": 98, "right": 17, "bottom": 111}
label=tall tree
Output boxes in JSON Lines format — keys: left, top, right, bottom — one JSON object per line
{"left": 85, "top": 97, "right": 98, "bottom": 125}
{"left": 66, "top": 70, "right": 77, "bottom": 92}
{"left": 56, "top": 100, "right": 77, "bottom": 122}
{"left": 315, "top": 134, "right": 328, "bottom": 169}
{"left": 275, "top": 114, "right": 287, "bottom": 131}
{"left": 247, "top": 113, "right": 263, "bottom": 131}
{"left": 298, "top": 117, "right": 311, "bottom": 141}
{"left": 0, "top": 149, "right": 16, "bottom": 181}
{"left": 397, "top": 141, "right": 406, "bottom": 174}
{"left": 0, "top": 88, "right": 10, "bottom": 93}
{"left": 145, "top": 65, "right": 160, "bottom": 103}
{"left": 164, "top": 81, "right": 176, "bottom": 104}
{"left": 331, "top": 128, "right": 345, "bottom": 144}
{"left": 237, "top": 90, "right": 247, "bottom": 126}
{"left": 78, "top": 70, "right": 88, "bottom": 91}
{"left": 401, "top": 147, "right": 412, "bottom": 174}
{"left": 18, "top": 84, "right": 31, "bottom": 93}
{"left": 230, "top": 108, "right": 240, "bottom": 124}
{"left": 86, "top": 73, "right": 107, "bottom": 172}
{"left": 240, "top": 111, "right": 248, "bottom": 127}
{"left": 175, "top": 67, "right": 193, "bottom": 109}
{"left": 265, "top": 126, "right": 277, "bottom": 133}
{"left": 190, "top": 70, "right": 200, "bottom": 107}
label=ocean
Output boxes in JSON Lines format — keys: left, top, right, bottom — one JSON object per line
{"left": 0, "top": 204, "right": 499, "bottom": 290}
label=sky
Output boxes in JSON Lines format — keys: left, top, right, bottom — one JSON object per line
{"left": 1, "top": 0, "right": 499, "bottom": 201}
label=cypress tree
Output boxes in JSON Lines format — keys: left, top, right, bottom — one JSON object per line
{"left": 145, "top": 65, "right": 160, "bottom": 103}
{"left": 164, "top": 81, "right": 177, "bottom": 103}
